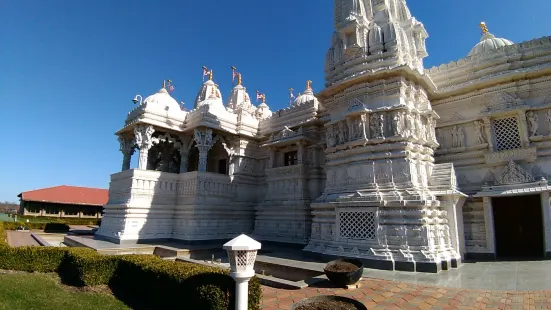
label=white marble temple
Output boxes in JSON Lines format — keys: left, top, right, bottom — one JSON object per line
{"left": 97, "top": 0, "right": 551, "bottom": 270}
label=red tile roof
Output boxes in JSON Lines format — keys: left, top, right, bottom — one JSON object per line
{"left": 18, "top": 185, "right": 108, "bottom": 206}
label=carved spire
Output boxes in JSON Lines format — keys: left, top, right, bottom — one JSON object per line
{"left": 479, "top": 21, "right": 489, "bottom": 34}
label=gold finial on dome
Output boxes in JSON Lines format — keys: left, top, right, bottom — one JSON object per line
{"left": 209, "top": 69, "right": 213, "bottom": 81}
{"left": 479, "top": 21, "right": 489, "bottom": 34}
{"left": 306, "top": 80, "right": 312, "bottom": 90}
{"left": 163, "top": 80, "right": 166, "bottom": 89}
{"left": 237, "top": 73, "right": 242, "bottom": 86}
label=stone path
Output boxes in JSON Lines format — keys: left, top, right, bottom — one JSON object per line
{"left": 6, "top": 231, "right": 39, "bottom": 247}
{"left": 261, "top": 278, "right": 551, "bottom": 309}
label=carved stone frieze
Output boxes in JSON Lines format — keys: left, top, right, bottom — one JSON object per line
{"left": 484, "top": 147, "right": 537, "bottom": 165}
{"left": 494, "top": 161, "right": 535, "bottom": 185}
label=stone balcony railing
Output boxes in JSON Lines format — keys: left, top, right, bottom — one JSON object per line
{"left": 106, "top": 169, "right": 237, "bottom": 206}
{"left": 178, "top": 171, "right": 237, "bottom": 198}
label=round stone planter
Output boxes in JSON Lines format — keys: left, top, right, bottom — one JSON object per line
{"left": 291, "top": 295, "right": 367, "bottom": 310}
{"left": 323, "top": 258, "right": 363, "bottom": 288}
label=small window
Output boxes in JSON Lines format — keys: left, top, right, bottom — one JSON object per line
{"left": 284, "top": 151, "right": 298, "bottom": 166}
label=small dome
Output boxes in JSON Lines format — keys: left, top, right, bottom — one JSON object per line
{"left": 468, "top": 23, "right": 513, "bottom": 56}
{"left": 227, "top": 83, "right": 254, "bottom": 114}
{"left": 255, "top": 102, "right": 272, "bottom": 119}
{"left": 293, "top": 81, "right": 319, "bottom": 106}
{"left": 194, "top": 79, "right": 224, "bottom": 110}
{"left": 142, "top": 87, "right": 182, "bottom": 113}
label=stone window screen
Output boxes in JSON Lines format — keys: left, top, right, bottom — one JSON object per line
{"left": 337, "top": 208, "right": 377, "bottom": 242}
{"left": 227, "top": 250, "right": 257, "bottom": 272}
{"left": 492, "top": 117, "right": 522, "bottom": 151}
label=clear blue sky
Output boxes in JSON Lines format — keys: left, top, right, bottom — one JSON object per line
{"left": 1, "top": 0, "right": 550, "bottom": 202}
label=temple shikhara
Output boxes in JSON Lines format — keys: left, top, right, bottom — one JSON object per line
{"left": 96, "top": 0, "right": 551, "bottom": 272}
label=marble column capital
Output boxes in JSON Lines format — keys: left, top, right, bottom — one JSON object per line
{"left": 134, "top": 125, "right": 155, "bottom": 151}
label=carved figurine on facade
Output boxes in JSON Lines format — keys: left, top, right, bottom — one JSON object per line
{"left": 451, "top": 125, "right": 464, "bottom": 148}
{"left": 527, "top": 111, "right": 539, "bottom": 137}
{"left": 416, "top": 114, "right": 425, "bottom": 141}
{"left": 338, "top": 121, "right": 347, "bottom": 144}
{"left": 405, "top": 113, "right": 416, "bottom": 139}
{"left": 474, "top": 120, "right": 486, "bottom": 144}
{"left": 326, "top": 125, "right": 336, "bottom": 147}
{"left": 392, "top": 111, "right": 405, "bottom": 136}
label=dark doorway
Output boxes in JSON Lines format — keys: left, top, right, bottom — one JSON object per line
{"left": 492, "top": 195, "right": 544, "bottom": 260}
{"left": 217, "top": 159, "right": 227, "bottom": 175}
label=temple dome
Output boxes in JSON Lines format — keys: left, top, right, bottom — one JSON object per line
{"left": 142, "top": 87, "right": 182, "bottom": 113}
{"left": 293, "top": 82, "right": 319, "bottom": 106}
{"left": 255, "top": 102, "right": 272, "bottom": 119}
{"left": 194, "top": 79, "right": 225, "bottom": 112}
{"left": 468, "top": 23, "right": 513, "bottom": 56}
{"left": 227, "top": 83, "right": 255, "bottom": 114}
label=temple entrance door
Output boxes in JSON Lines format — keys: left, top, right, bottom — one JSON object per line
{"left": 492, "top": 195, "right": 544, "bottom": 260}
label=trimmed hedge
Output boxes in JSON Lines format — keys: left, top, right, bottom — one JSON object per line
{"left": 0, "top": 223, "right": 261, "bottom": 309}
{"left": 12, "top": 214, "right": 101, "bottom": 226}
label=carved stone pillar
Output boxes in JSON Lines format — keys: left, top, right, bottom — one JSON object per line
{"left": 517, "top": 110, "right": 530, "bottom": 148}
{"left": 483, "top": 117, "right": 493, "bottom": 152}
{"left": 118, "top": 136, "right": 135, "bottom": 171}
{"left": 193, "top": 128, "right": 214, "bottom": 172}
{"left": 134, "top": 125, "right": 155, "bottom": 170}
{"left": 482, "top": 197, "right": 495, "bottom": 257}
{"left": 297, "top": 141, "right": 305, "bottom": 165}
{"left": 175, "top": 135, "right": 192, "bottom": 173}
{"left": 268, "top": 148, "right": 276, "bottom": 169}
{"left": 540, "top": 192, "right": 551, "bottom": 255}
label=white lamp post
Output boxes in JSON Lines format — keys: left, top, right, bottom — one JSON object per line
{"left": 223, "top": 234, "right": 261, "bottom": 310}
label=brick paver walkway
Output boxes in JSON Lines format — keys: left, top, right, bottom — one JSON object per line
{"left": 6, "top": 231, "right": 39, "bottom": 247}
{"left": 262, "top": 278, "right": 551, "bottom": 309}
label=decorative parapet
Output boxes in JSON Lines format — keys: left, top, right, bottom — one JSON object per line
{"left": 484, "top": 147, "right": 537, "bottom": 165}
{"left": 265, "top": 164, "right": 306, "bottom": 179}
{"left": 178, "top": 171, "right": 237, "bottom": 198}
{"left": 106, "top": 169, "right": 237, "bottom": 206}
{"left": 261, "top": 127, "right": 313, "bottom": 148}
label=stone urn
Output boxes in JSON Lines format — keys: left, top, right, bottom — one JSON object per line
{"left": 291, "top": 295, "right": 367, "bottom": 310}
{"left": 323, "top": 258, "right": 363, "bottom": 288}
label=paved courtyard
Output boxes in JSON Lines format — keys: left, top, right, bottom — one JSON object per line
{"left": 6, "top": 231, "right": 39, "bottom": 247}
{"left": 261, "top": 277, "right": 551, "bottom": 309}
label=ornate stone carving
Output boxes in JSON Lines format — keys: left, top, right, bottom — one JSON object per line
{"left": 483, "top": 92, "right": 524, "bottom": 113}
{"left": 392, "top": 111, "right": 405, "bottom": 136}
{"left": 405, "top": 113, "right": 416, "bottom": 139}
{"left": 416, "top": 114, "right": 426, "bottom": 141}
{"left": 484, "top": 147, "right": 537, "bottom": 165}
{"left": 174, "top": 135, "right": 193, "bottom": 173}
{"left": 474, "top": 120, "right": 486, "bottom": 144}
{"left": 326, "top": 125, "right": 336, "bottom": 147}
{"left": 134, "top": 125, "right": 155, "bottom": 170}
{"left": 441, "top": 112, "right": 466, "bottom": 124}
{"left": 526, "top": 111, "right": 539, "bottom": 137}
{"left": 370, "top": 113, "right": 384, "bottom": 139}
{"left": 118, "top": 136, "right": 135, "bottom": 171}
{"left": 495, "top": 161, "right": 536, "bottom": 185}
{"left": 338, "top": 121, "right": 347, "bottom": 144}
{"left": 193, "top": 128, "right": 214, "bottom": 172}
{"left": 451, "top": 125, "right": 464, "bottom": 148}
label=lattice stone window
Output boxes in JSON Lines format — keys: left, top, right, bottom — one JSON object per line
{"left": 492, "top": 117, "right": 522, "bottom": 151}
{"left": 227, "top": 250, "right": 257, "bottom": 271}
{"left": 338, "top": 208, "right": 376, "bottom": 241}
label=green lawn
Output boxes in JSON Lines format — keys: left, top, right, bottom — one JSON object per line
{"left": 0, "top": 272, "right": 129, "bottom": 310}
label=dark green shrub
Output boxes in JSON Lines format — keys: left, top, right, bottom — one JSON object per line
{"left": 60, "top": 248, "right": 119, "bottom": 286}
{"left": 112, "top": 256, "right": 261, "bottom": 310}
{"left": 0, "top": 246, "right": 68, "bottom": 272}
{"left": 0, "top": 222, "right": 262, "bottom": 309}
{"left": 44, "top": 223, "right": 70, "bottom": 232}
